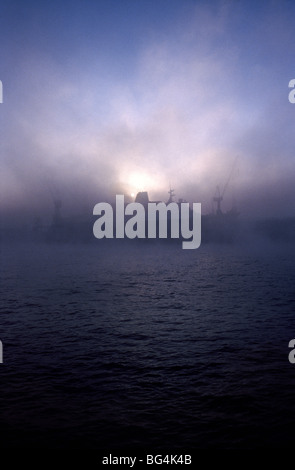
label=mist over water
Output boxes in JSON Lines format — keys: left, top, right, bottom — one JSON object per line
{"left": 1, "top": 239, "right": 295, "bottom": 449}
{"left": 1, "top": 0, "right": 295, "bottom": 451}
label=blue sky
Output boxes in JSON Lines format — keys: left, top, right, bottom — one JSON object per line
{"left": 1, "top": 0, "right": 295, "bottom": 221}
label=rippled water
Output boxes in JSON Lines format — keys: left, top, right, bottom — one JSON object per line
{"left": 1, "top": 240, "right": 295, "bottom": 449}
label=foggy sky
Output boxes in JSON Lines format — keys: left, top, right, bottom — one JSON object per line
{"left": 1, "top": 0, "right": 295, "bottom": 227}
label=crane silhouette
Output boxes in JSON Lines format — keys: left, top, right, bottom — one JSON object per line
{"left": 213, "top": 157, "right": 238, "bottom": 215}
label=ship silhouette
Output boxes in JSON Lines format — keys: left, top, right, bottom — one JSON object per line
{"left": 32, "top": 156, "right": 240, "bottom": 245}
{"left": 133, "top": 187, "right": 239, "bottom": 244}
{"left": 32, "top": 183, "right": 239, "bottom": 244}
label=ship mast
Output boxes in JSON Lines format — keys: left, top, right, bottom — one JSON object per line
{"left": 167, "top": 186, "right": 175, "bottom": 204}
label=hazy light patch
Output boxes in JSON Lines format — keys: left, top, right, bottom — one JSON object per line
{"left": 119, "top": 169, "right": 165, "bottom": 199}
{"left": 0, "top": 169, "right": 25, "bottom": 207}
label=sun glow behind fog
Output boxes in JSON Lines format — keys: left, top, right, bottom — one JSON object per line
{"left": 1, "top": 1, "right": 295, "bottom": 219}
{"left": 119, "top": 169, "right": 165, "bottom": 200}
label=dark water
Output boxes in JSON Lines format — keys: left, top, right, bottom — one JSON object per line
{"left": 1, "top": 240, "right": 295, "bottom": 449}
